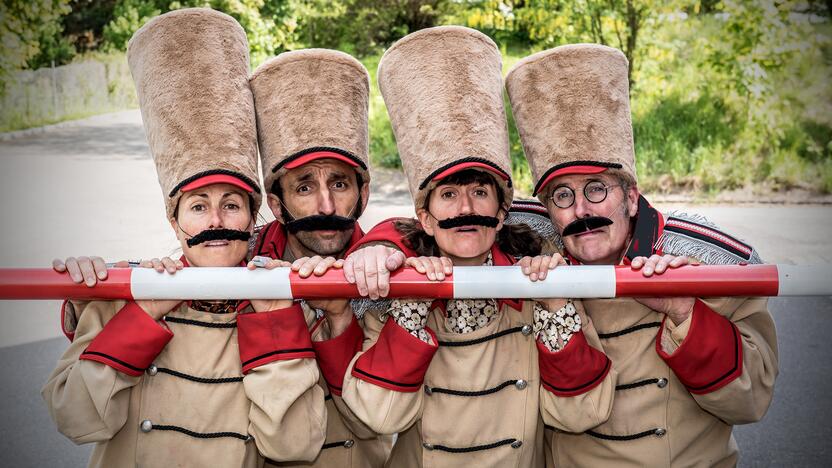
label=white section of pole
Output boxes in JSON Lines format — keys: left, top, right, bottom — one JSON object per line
{"left": 452, "top": 265, "right": 617, "bottom": 299}
{"left": 776, "top": 265, "right": 832, "bottom": 296}
{"left": 130, "top": 267, "right": 293, "bottom": 300}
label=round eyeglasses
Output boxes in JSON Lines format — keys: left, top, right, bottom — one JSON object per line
{"left": 548, "top": 181, "right": 620, "bottom": 209}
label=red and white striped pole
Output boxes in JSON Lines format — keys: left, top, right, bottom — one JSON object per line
{"left": 0, "top": 264, "right": 829, "bottom": 301}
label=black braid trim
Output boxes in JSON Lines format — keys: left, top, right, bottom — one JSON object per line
{"left": 429, "top": 438, "right": 518, "bottom": 453}
{"left": 419, "top": 157, "right": 512, "bottom": 190}
{"left": 272, "top": 146, "right": 368, "bottom": 173}
{"left": 151, "top": 424, "right": 249, "bottom": 441}
{"left": 586, "top": 429, "right": 660, "bottom": 441}
{"left": 616, "top": 378, "right": 660, "bottom": 391}
{"left": 241, "top": 348, "right": 315, "bottom": 367}
{"left": 438, "top": 326, "right": 525, "bottom": 347}
{"left": 155, "top": 367, "right": 243, "bottom": 384}
{"left": 541, "top": 358, "right": 611, "bottom": 393}
{"left": 597, "top": 322, "right": 661, "bottom": 339}
{"left": 164, "top": 316, "right": 237, "bottom": 328}
{"left": 80, "top": 351, "right": 143, "bottom": 373}
{"left": 427, "top": 379, "right": 520, "bottom": 397}
{"left": 322, "top": 440, "right": 353, "bottom": 450}
{"left": 169, "top": 169, "right": 261, "bottom": 197}
{"left": 533, "top": 160, "right": 622, "bottom": 195}
{"left": 352, "top": 367, "right": 422, "bottom": 389}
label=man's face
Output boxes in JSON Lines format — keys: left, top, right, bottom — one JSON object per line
{"left": 542, "top": 172, "right": 638, "bottom": 265}
{"left": 268, "top": 159, "right": 369, "bottom": 257}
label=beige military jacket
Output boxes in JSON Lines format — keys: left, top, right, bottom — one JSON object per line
{"left": 252, "top": 220, "right": 393, "bottom": 468}
{"left": 543, "top": 199, "right": 779, "bottom": 467}
{"left": 43, "top": 299, "right": 327, "bottom": 467}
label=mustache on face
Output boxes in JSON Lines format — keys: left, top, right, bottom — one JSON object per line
{"left": 284, "top": 214, "right": 357, "bottom": 234}
{"left": 561, "top": 216, "right": 614, "bottom": 237}
{"left": 437, "top": 214, "right": 500, "bottom": 230}
{"left": 186, "top": 228, "right": 252, "bottom": 248}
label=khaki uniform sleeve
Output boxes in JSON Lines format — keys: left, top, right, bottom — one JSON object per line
{"left": 340, "top": 309, "right": 437, "bottom": 435}
{"left": 538, "top": 301, "right": 616, "bottom": 432}
{"left": 42, "top": 300, "right": 156, "bottom": 444}
{"left": 238, "top": 304, "right": 327, "bottom": 462}
{"left": 657, "top": 297, "right": 778, "bottom": 425}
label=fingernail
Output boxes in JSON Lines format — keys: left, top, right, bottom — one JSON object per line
{"left": 98, "top": 272, "right": 106, "bottom": 279}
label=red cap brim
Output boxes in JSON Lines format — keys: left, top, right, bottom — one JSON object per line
{"left": 432, "top": 161, "right": 510, "bottom": 182}
{"left": 283, "top": 151, "right": 360, "bottom": 170}
{"left": 180, "top": 174, "right": 254, "bottom": 193}
{"left": 535, "top": 165, "right": 608, "bottom": 195}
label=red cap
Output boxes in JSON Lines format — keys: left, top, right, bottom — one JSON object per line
{"left": 535, "top": 165, "right": 608, "bottom": 195}
{"left": 284, "top": 151, "right": 360, "bottom": 170}
{"left": 180, "top": 174, "right": 254, "bottom": 193}
{"left": 432, "top": 161, "right": 510, "bottom": 182}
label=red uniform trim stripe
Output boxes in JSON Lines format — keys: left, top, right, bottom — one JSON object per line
{"left": 352, "top": 319, "right": 437, "bottom": 392}
{"left": 237, "top": 304, "right": 315, "bottom": 374}
{"left": 537, "top": 331, "right": 611, "bottom": 397}
{"left": 312, "top": 316, "right": 364, "bottom": 396}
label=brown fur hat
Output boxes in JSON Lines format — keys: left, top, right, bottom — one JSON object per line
{"left": 505, "top": 44, "right": 636, "bottom": 197}
{"left": 250, "top": 49, "right": 370, "bottom": 197}
{"left": 127, "top": 8, "right": 261, "bottom": 219}
{"left": 378, "top": 26, "right": 513, "bottom": 211}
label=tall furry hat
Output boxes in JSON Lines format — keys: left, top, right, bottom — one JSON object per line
{"left": 378, "top": 26, "right": 513, "bottom": 211}
{"left": 250, "top": 49, "right": 371, "bottom": 199}
{"left": 127, "top": 8, "right": 261, "bottom": 219}
{"left": 506, "top": 44, "right": 637, "bottom": 197}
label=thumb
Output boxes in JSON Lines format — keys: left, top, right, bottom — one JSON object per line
{"left": 386, "top": 251, "right": 405, "bottom": 271}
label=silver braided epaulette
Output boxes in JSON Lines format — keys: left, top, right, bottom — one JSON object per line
{"left": 655, "top": 211, "right": 763, "bottom": 265}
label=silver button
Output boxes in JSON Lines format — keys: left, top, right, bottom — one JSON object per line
{"left": 245, "top": 435, "right": 253, "bottom": 442}
{"left": 521, "top": 324, "right": 533, "bottom": 336}
{"left": 422, "top": 443, "right": 434, "bottom": 450}
{"left": 656, "top": 378, "right": 668, "bottom": 388}
{"left": 515, "top": 379, "right": 528, "bottom": 390}
{"left": 424, "top": 385, "right": 433, "bottom": 396}
{"left": 344, "top": 440, "right": 355, "bottom": 448}
{"left": 511, "top": 440, "right": 523, "bottom": 449}
{"left": 147, "top": 364, "right": 158, "bottom": 376}
{"left": 140, "top": 420, "right": 152, "bottom": 433}
{"left": 655, "top": 428, "right": 667, "bottom": 437}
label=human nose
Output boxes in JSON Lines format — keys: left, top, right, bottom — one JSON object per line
{"left": 573, "top": 191, "right": 593, "bottom": 218}
{"left": 458, "top": 192, "right": 474, "bottom": 214}
{"left": 317, "top": 186, "right": 336, "bottom": 215}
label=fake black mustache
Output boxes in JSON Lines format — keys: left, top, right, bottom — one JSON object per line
{"left": 561, "top": 216, "right": 614, "bottom": 237}
{"left": 186, "top": 229, "right": 251, "bottom": 248}
{"left": 285, "top": 215, "right": 356, "bottom": 234}
{"left": 437, "top": 214, "right": 500, "bottom": 230}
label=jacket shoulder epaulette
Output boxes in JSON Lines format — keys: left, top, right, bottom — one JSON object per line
{"left": 656, "top": 212, "right": 763, "bottom": 265}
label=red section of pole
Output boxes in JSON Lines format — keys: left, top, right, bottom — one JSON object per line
{"left": 0, "top": 269, "right": 134, "bottom": 300}
{"left": 614, "top": 264, "right": 780, "bottom": 297}
{"left": 288, "top": 268, "right": 455, "bottom": 299}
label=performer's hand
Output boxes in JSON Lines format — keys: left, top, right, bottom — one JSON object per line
{"left": 136, "top": 299, "right": 182, "bottom": 321}
{"left": 53, "top": 256, "right": 109, "bottom": 287}
{"left": 291, "top": 256, "right": 344, "bottom": 278}
{"left": 631, "top": 254, "right": 696, "bottom": 325}
{"left": 247, "top": 258, "right": 294, "bottom": 312}
{"left": 405, "top": 256, "right": 453, "bottom": 281}
{"left": 139, "top": 257, "right": 183, "bottom": 274}
{"left": 518, "top": 254, "right": 566, "bottom": 282}
{"left": 343, "top": 245, "right": 406, "bottom": 300}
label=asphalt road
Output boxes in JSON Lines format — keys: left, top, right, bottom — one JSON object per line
{"left": 1, "top": 110, "right": 831, "bottom": 466}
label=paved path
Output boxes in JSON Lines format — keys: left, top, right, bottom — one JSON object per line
{"left": 1, "top": 110, "right": 831, "bottom": 466}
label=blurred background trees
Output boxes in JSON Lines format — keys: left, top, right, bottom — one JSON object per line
{"left": 1, "top": 0, "right": 830, "bottom": 194}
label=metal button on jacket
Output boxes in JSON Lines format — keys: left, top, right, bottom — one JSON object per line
{"left": 521, "top": 324, "right": 533, "bottom": 336}
{"left": 511, "top": 440, "right": 523, "bottom": 449}
{"left": 140, "top": 420, "right": 153, "bottom": 433}
{"left": 424, "top": 385, "right": 433, "bottom": 396}
{"left": 344, "top": 440, "right": 355, "bottom": 448}
{"left": 515, "top": 379, "right": 528, "bottom": 390}
{"left": 657, "top": 378, "right": 668, "bottom": 388}
{"left": 654, "top": 428, "right": 667, "bottom": 437}
{"left": 146, "top": 364, "right": 158, "bottom": 376}
{"left": 422, "top": 443, "right": 434, "bottom": 450}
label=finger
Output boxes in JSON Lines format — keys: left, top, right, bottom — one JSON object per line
{"left": 92, "top": 257, "right": 108, "bottom": 280}
{"left": 669, "top": 255, "right": 688, "bottom": 268}
{"left": 440, "top": 257, "right": 453, "bottom": 276}
{"left": 386, "top": 251, "right": 406, "bottom": 271}
{"left": 112, "top": 260, "right": 130, "bottom": 268}
{"left": 314, "top": 257, "right": 336, "bottom": 276}
{"left": 352, "top": 258, "right": 367, "bottom": 296}
{"left": 52, "top": 258, "right": 66, "bottom": 272}
{"left": 65, "top": 258, "right": 83, "bottom": 284}
{"left": 291, "top": 258, "right": 306, "bottom": 272}
{"left": 642, "top": 254, "right": 662, "bottom": 276}
{"left": 161, "top": 257, "right": 177, "bottom": 274}
{"left": 364, "top": 257, "right": 380, "bottom": 300}
{"left": 175, "top": 259, "right": 184, "bottom": 270}
{"left": 78, "top": 257, "right": 97, "bottom": 287}
{"left": 630, "top": 256, "right": 644, "bottom": 268}
{"left": 429, "top": 257, "right": 445, "bottom": 281}
{"left": 148, "top": 258, "right": 163, "bottom": 273}
{"left": 653, "top": 254, "right": 674, "bottom": 274}
{"left": 406, "top": 257, "right": 427, "bottom": 274}
{"left": 530, "top": 256, "right": 544, "bottom": 281}
{"left": 246, "top": 261, "right": 257, "bottom": 270}
{"left": 300, "top": 256, "right": 322, "bottom": 278}
{"left": 377, "top": 254, "right": 390, "bottom": 297}
{"left": 519, "top": 256, "right": 532, "bottom": 275}
{"left": 343, "top": 256, "right": 355, "bottom": 283}
{"left": 332, "top": 259, "right": 345, "bottom": 269}
{"left": 139, "top": 260, "right": 153, "bottom": 268}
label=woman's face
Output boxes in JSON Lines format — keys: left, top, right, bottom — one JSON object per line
{"left": 418, "top": 180, "right": 504, "bottom": 265}
{"left": 170, "top": 183, "right": 253, "bottom": 267}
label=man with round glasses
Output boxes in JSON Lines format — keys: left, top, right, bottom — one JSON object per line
{"left": 507, "top": 44, "right": 778, "bottom": 466}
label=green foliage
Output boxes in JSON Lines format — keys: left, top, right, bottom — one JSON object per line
{"left": 0, "top": 0, "right": 74, "bottom": 93}
{"left": 101, "top": 0, "right": 160, "bottom": 51}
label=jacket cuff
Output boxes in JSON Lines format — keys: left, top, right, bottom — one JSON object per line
{"left": 312, "top": 316, "right": 364, "bottom": 396}
{"left": 352, "top": 318, "right": 437, "bottom": 392}
{"left": 237, "top": 304, "right": 315, "bottom": 374}
{"left": 538, "top": 330, "right": 611, "bottom": 397}
{"left": 80, "top": 302, "right": 173, "bottom": 376}
{"left": 656, "top": 299, "right": 743, "bottom": 394}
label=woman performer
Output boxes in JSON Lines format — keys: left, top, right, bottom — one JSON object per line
{"left": 42, "top": 9, "right": 325, "bottom": 467}
{"left": 313, "top": 26, "right": 616, "bottom": 468}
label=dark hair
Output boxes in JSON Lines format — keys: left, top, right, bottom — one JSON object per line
{"left": 425, "top": 169, "right": 505, "bottom": 210}
{"left": 393, "top": 218, "right": 544, "bottom": 258}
